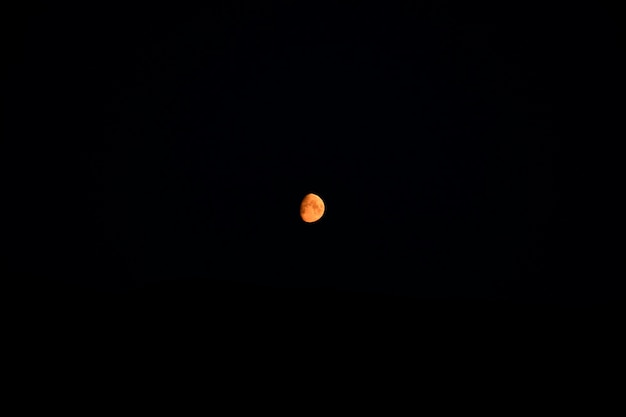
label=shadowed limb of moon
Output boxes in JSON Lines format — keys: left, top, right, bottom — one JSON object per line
{"left": 300, "top": 193, "right": 325, "bottom": 223}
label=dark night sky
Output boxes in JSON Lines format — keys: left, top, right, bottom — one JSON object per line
{"left": 4, "top": 1, "right": 624, "bottom": 328}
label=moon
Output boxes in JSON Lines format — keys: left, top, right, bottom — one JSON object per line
{"left": 300, "top": 193, "right": 325, "bottom": 223}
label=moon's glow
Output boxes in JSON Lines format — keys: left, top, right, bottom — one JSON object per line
{"left": 300, "top": 193, "right": 325, "bottom": 223}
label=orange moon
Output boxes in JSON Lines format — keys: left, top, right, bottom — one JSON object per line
{"left": 300, "top": 193, "right": 325, "bottom": 223}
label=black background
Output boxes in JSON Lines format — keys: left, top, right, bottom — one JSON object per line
{"left": 4, "top": 1, "right": 623, "bottom": 335}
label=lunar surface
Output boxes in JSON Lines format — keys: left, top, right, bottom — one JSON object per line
{"left": 300, "top": 193, "right": 325, "bottom": 223}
